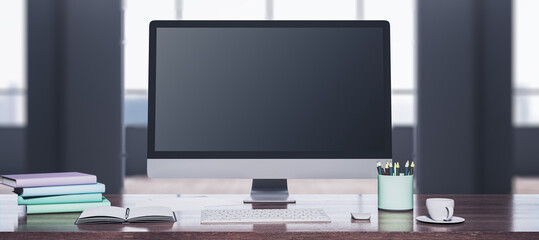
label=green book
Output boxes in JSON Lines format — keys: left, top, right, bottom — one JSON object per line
{"left": 18, "top": 193, "right": 103, "bottom": 205}
{"left": 26, "top": 197, "right": 110, "bottom": 214}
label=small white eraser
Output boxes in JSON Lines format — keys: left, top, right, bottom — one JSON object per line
{"left": 351, "top": 212, "right": 371, "bottom": 220}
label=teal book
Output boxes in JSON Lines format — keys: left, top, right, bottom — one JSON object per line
{"left": 26, "top": 197, "right": 111, "bottom": 214}
{"left": 14, "top": 183, "right": 105, "bottom": 197}
{"left": 18, "top": 193, "right": 103, "bottom": 205}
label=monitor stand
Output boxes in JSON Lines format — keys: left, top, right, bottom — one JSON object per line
{"left": 244, "top": 179, "right": 296, "bottom": 203}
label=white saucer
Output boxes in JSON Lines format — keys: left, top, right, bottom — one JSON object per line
{"left": 416, "top": 215, "right": 465, "bottom": 224}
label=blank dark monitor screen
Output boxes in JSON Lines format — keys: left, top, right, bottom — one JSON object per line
{"left": 150, "top": 22, "right": 391, "bottom": 158}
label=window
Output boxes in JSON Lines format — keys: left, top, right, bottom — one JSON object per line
{"left": 182, "top": 0, "right": 265, "bottom": 20}
{"left": 364, "top": 0, "right": 415, "bottom": 126}
{"left": 273, "top": 0, "right": 357, "bottom": 20}
{"left": 123, "top": 0, "right": 176, "bottom": 125}
{"left": 123, "top": 0, "right": 416, "bottom": 126}
{"left": 0, "top": 1, "right": 26, "bottom": 126}
{"left": 513, "top": 0, "right": 539, "bottom": 126}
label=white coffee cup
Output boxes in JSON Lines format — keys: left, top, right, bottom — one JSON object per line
{"left": 426, "top": 198, "right": 454, "bottom": 221}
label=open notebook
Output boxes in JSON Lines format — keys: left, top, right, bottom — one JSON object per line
{"left": 75, "top": 206, "right": 176, "bottom": 224}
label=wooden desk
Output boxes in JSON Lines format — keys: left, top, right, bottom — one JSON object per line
{"left": 1, "top": 194, "right": 538, "bottom": 239}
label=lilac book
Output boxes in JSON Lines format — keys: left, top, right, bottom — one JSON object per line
{"left": 1, "top": 172, "right": 97, "bottom": 188}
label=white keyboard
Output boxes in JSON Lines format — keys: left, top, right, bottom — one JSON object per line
{"left": 201, "top": 208, "right": 331, "bottom": 224}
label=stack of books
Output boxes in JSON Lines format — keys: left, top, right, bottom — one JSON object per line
{"left": 1, "top": 172, "right": 110, "bottom": 214}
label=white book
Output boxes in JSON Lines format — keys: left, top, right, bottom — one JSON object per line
{"left": 75, "top": 206, "right": 176, "bottom": 224}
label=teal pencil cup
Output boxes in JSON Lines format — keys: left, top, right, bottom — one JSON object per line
{"left": 378, "top": 175, "right": 413, "bottom": 211}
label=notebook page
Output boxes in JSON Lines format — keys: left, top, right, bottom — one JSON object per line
{"left": 127, "top": 206, "right": 173, "bottom": 220}
{"left": 79, "top": 206, "right": 126, "bottom": 220}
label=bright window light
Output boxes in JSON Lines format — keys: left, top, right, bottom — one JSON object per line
{"left": 0, "top": 0, "right": 26, "bottom": 126}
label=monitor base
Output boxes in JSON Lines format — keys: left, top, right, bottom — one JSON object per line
{"left": 243, "top": 179, "right": 296, "bottom": 204}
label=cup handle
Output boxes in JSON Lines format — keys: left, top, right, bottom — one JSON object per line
{"left": 444, "top": 206, "right": 454, "bottom": 221}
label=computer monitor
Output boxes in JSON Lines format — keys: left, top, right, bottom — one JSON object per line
{"left": 147, "top": 21, "right": 391, "bottom": 203}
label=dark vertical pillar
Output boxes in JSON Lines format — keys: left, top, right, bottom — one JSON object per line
{"left": 477, "top": 0, "right": 512, "bottom": 194}
{"left": 27, "top": 0, "right": 62, "bottom": 173}
{"left": 416, "top": 0, "right": 512, "bottom": 194}
{"left": 27, "top": 0, "right": 124, "bottom": 193}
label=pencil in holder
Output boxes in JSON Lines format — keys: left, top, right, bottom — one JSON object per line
{"left": 378, "top": 175, "right": 413, "bottom": 211}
